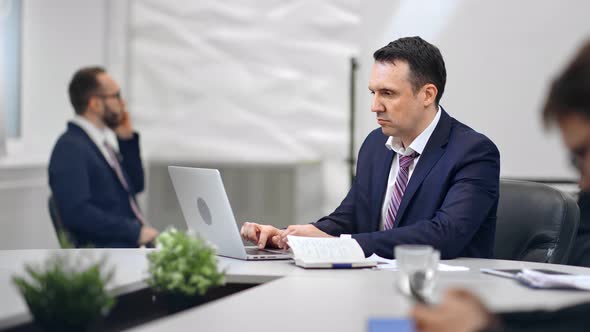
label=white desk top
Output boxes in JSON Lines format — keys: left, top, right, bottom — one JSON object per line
{"left": 128, "top": 257, "right": 590, "bottom": 332}
{"left": 3, "top": 249, "right": 590, "bottom": 331}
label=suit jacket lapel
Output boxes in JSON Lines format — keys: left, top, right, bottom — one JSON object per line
{"left": 371, "top": 146, "right": 395, "bottom": 231}
{"left": 68, "top": 122, "right": 118, "bottom": 177}
{"left": 394, "top": 109, "right": 452, "bottom": 226}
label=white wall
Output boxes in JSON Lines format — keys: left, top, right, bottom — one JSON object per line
{"left": 17, "top": 0, "right": 588, "bottom": 183}
{"left": 0, "top": 0, "right": 109, "bottom": 249}
{"left": 20, "top": 0, "right": 107, "bottom": 153}
{"left": 0, "top": 166, "right": 57, "bottom": 249}
{"left": 356, "top": 0, "right": 589, "bottom": 180}
{"left": 0, "top": 1, "right": 5, "bottom": 157}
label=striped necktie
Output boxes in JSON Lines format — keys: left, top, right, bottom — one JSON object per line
{"left": 103, "top": 142, "right": 148, "bottom": 226}
{"left": 384, "top": 152, "right": 419, "bottom": 230}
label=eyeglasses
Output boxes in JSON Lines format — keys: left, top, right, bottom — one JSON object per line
{"left": 95, "top": 91, "right": 122, "bottom": 100}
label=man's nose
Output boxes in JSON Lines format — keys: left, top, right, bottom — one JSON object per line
{"left": 371, "top": 96, "right": 384, "bottom": 113}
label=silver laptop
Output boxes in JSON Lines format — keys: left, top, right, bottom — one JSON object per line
{"left": 168, "top": 166, "right": 292, "bottom": 260}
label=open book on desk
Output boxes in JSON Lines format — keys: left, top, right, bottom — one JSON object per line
{"left": 286, "top": 235, "right": 377, "bottom": 269}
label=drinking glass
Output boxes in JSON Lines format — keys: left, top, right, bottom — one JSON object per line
{"left": 395, "top": 245, "right": 440, "bottom": 299}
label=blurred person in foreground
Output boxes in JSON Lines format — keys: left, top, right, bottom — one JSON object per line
{"left": 412, "top": 39, "right": 590, "bottom": 332}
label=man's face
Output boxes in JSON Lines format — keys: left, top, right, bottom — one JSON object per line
{"left": 95, "top": 73, "right": 124, "bottom": 129}
{"left": 558, "top": 112, "right": 590, "bottom": 190}
{"left": 368, "top": 61, "right": 431, "bottom": 141}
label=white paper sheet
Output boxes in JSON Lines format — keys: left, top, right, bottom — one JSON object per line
{"left": 367, "top": 254, "right": 469, "bottom": 271}
{"left": 517, "top": 269, "right": 590, "bottom": 290}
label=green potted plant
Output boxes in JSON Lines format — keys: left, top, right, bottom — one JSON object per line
{"left": 147, "top": 227, "right": 225, "bottom": 312}
{"left": 12, "top": 253, "right": 115, "bottom": 332}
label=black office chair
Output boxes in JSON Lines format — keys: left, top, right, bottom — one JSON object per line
{"left": 48, "top": 195, "right": 77, "bottom": 248}
{"left": 494, "top": 179, "right": 579, "bottom": 264}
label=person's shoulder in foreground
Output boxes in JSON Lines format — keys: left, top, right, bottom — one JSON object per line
{"left": 411, "top": 38, "right": 590, "bottom": 332}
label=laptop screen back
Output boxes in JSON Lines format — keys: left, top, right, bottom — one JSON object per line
{"left": 168, "top": 166, "right": 247, "bottom": 259}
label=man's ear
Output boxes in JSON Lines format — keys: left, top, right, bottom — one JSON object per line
{"left": 87, "top": 96, "right": 100, "bottom": 113}
{"left": 422, "top": 83, "right": 438, "bottom": 108}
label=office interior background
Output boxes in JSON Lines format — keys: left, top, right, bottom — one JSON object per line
{"left": 0, "top": 0, "right": 588, "bottom": 249}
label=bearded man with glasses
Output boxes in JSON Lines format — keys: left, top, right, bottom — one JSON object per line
{"left": 48, "top": 66, "right": 159, "bottom": 247}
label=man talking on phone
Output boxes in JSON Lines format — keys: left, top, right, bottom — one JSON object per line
{"left": 49, "top": 67, "right": 159, "bottom": 247}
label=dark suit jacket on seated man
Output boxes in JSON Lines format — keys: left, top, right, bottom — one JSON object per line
{"left": 241, "top": 36, "right": 500, "bottom": 259}
{"left": 49, "top": 67, "right": 159, "bottom": 247}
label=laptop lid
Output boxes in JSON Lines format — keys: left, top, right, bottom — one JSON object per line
{"left": 168, "top": 166, "right": 249, "bottom": 259}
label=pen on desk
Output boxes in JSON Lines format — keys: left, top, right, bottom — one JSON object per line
{"left": 332, "top": 263, "right": 353, "bottom": 269}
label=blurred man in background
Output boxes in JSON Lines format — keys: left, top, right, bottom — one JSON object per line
{"left": 49, "top": 67, "right": 158, "bottom": 247}
{"left": 411, "top": 39, "right": 590, "bottom": 332}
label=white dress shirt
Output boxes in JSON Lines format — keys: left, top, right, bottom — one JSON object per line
{"left": 379, "top": 106, "right": 442, "bottom": 230}
{"left": 71, "top": 116, "right": 120, "bottom": 166}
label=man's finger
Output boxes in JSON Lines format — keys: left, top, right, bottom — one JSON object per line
{"left": 240, "top": 222, "right": 253, "bottom": 239}
{"left": 240, "top": 223, "right": 247, "bottom": 239}
{"left": 271, "top": 235, "right": 281, "bottom": 247}
{"left": 280, "top": 227, "right": 297, "bottom": 243}
{"left": 257, "top": 229, "right": 269, "bottom": 249}
{"left": 245, "top": 223, "right": 259, "bottom": 243}
{"left": 277, "top": 236, "right": 286, "bottom": 249}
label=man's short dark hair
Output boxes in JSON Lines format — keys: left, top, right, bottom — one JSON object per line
{"left": 543, "top": 40, "right": 590, "bottom": 125}
{"left": 373, "top": 36, "right": 447, "bottom": 105}
{"left": 68, "top": 66, "right": 106, "bottom": 115}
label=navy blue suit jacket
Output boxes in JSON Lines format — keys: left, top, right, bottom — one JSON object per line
{"left": 48, "top": 122, "right": 144, "bottom": 247}
{"left": 314, "top": 110, "right": 500, "bottom": 259}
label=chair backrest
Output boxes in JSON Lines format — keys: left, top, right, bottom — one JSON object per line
{"left": 48, "top": 195, "right": 77, "bottom": 248}
{"left": 494, "top": 179, "right": 580, "bottom": 264}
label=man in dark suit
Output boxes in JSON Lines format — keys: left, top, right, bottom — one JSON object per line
{"left": 49, "top": 67, "right": 159, "bottom": 247}
{"left": 240, "top": 36, "right": 500, "bottom": 259}
{"left": 411, "top": 40, "right": 590, "bottom": 332}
